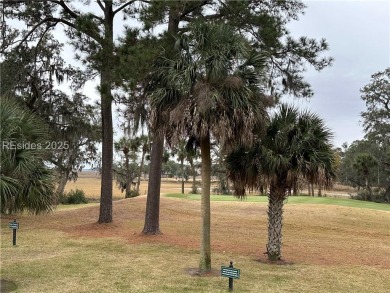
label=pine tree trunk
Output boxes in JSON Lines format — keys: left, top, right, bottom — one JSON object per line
{"left": 98, "top": 5, "right": 114, "bottom": 223}
{"left": 142, "top": 131, "right": 164, "bottom": 234}
{"left": 267, "top": 184, "right": 285, "bottom": 261}
{"left": 142, "top": 6, "right": 179, "bottom": 234}
{"left": 199, "top": 133, "right": 211, "bottom": 272}
{"left": 98, "top": 78, "right": 113, "bottom": 223}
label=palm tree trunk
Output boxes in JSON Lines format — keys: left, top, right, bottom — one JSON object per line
{"left": 226, "top": 177, "right": 230, "bottom": 195}
{"left": 317, "top": 184, "right": 322, "bottom": 197}
{"left": 199, "top": 133, "right": 211, "bottom": 272}
{"left": 364, "top": 176, "right": 371, "bottom": 200}
{"left": 136, "top": 147, "right": 146, "bottom": 194}
{"left": 267, "top": 184, "right": 285, "bottom": 261}
{"left": 142, "top": 131, "right": 164, "bottom": 234}
{"left": 189, "top": 159, "right": 197, "bottom": 194}
{"left": 293, "top": 181, "right": 298, "bottom": 196}
{"left": 181, "top": 158, "right": 185, "bottom": 194}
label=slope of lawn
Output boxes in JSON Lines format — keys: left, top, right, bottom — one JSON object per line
{"left": 1, "top": 195, "right": 389, "bottom": 293}
{"left": 165, "top": 194, "right": 390, "bottom": 211}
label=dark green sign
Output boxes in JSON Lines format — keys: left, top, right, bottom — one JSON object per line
{"left": 9, "top": 222, "right": 19, "bottom": 229}
{"left": 221, "top": 266, "right": 240, "bottom": 279}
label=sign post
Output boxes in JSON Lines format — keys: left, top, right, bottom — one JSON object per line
{"left": 221, "top": 261, "right": 240, "bottom": 291}
{"left": 8, "top": 219, "right": 19, "bottom": 246}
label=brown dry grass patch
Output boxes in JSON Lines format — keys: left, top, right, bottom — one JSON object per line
{"left": 64, "top": 174, "right": 196, "bottom": 199}
{"left": 3, "top": 195, "right": 389, "bottom": 269}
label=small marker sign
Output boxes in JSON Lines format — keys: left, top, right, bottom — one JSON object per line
{"left": 9, "top": 221, "right": 19, "bottom": 229}
{"left": 221, "top": 261, "right": 240, "bottom": 291}
{"left": 221, "top": 266, "right": 240, "bottom": 279}
{"left": 9, "top": 219, "right": 19, "bottom": 246}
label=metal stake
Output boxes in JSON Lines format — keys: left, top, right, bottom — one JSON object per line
{"left": 229, "top": 261, "right": 233, "bottom": 291}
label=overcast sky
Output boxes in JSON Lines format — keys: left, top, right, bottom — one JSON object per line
{"left": 284, "top": 0, "right": 390, "bottom": 147}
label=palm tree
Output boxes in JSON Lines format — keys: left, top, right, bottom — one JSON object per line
{"left": 226, "top": 104, "right": 336, "bottom": 261}
{"left": 185, "top": 137, "right": 200, "bottom": 194}
{"left": 169, "top": 140, "right": 187, "bottom": 194}
{"left": 149, "top": 22, "right": 269, "bottom": 272}
{"left": 353, "top": 153, "right": 377, "bottom": 200}
{"left": 0, "top": 98, "right": 56, "bottom": 214}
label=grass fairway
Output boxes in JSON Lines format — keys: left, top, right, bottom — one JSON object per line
{"left": 165, "top": 194, "right": 390, "bottom": 211}
{"left": 1, "top": 195, "right": 389, "bottom": 292}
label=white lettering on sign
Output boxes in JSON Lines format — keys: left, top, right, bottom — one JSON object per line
{"left": 221, "top": 266, "right": 240, "bottom": 279}
{"left": 9, "top": 222, "right": 19, "bottom": 229}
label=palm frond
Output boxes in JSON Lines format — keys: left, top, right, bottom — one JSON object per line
{"left": 226, "top": 103, "right": 336, "bottom": 194}
{"left": 0, "top": 98, "right": 56, "bottom": 214}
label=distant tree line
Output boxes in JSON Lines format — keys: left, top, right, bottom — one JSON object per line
{"left": 337, "top": 68, "right": 390, "bottom": 203}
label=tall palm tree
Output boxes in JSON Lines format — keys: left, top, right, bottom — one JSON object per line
{"left": 0, "top": 98, "right": 56, "bottom": 214}
{"left": 185, "top": 136, "right": 200, "bottom": 194}
{"left": 149, "top": 22, "right": 269, "bottom": 272}
{"left": 169, "top": 140, "right": 187, "bottom": 194}
{"left": 353, "top": 153, "right": 377, "bottom": 191}
{"left": 353, "top": 153, "right": 377, "bottom": 200}
{"left": 114, "top": 137, "right": 140, "bottom": 198}
{"left": 226, "top": 104, "right": 336, "bottom": 261}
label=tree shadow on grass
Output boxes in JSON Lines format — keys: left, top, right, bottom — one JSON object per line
{"left": 0, "top": 279, "right": 17, "bottom": 293}
{"left": 254, "top": 257, "right": 295, "bottom": 266}
{"left": 185, "top": 268, "right": 220, "bottom": 277}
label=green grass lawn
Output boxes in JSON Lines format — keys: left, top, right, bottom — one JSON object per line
{"left": 1, "top": 195, "right": 389, "bottom": 293}
{"left": 1, "top": 229, "right": 389, "bottom": 293}
{"left": 55, "top": 203, "right": 100, "bottom": 211}
{"left": 165, "top": 194, "right": 390, "bottom": 211}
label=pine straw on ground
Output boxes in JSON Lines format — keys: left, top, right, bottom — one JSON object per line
{"left": 3, "top": 196, "right": 389, "bottom": 269}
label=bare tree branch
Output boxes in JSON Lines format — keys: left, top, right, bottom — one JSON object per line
{"left": 180, "top": 0, "right": 209, "bottom": 20}
{"left": 51, "top": 0, "right": 104, "bottom": 22}
{"left": 113, "top": 0, "right": 137, "bottom": 16}
{"left": 18, "top": 15, "right": 104, "bottom": 48}
{"left": 34, "top": 22, "right": 57, "bottom": 64}
{"left": 51, "top": 0, "right": 79, "bottom": 19}
{"left": 17, "top": 17, "right": 75, "bottom": 48}
{"left": 97, "top": 0, "right": 105, "bottom": 12}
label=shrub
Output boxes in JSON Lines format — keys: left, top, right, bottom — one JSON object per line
{"left": 125, "top": 190, "right": 139, "bottom": 198}
{"left": 191, "top": 184, "right": 199, "bottom": 194}
{"left": 350, "top": 188, "right": 390, "bottom": 204}
{"left": 60, "top": 189, "right": 88, "bottom": 204}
